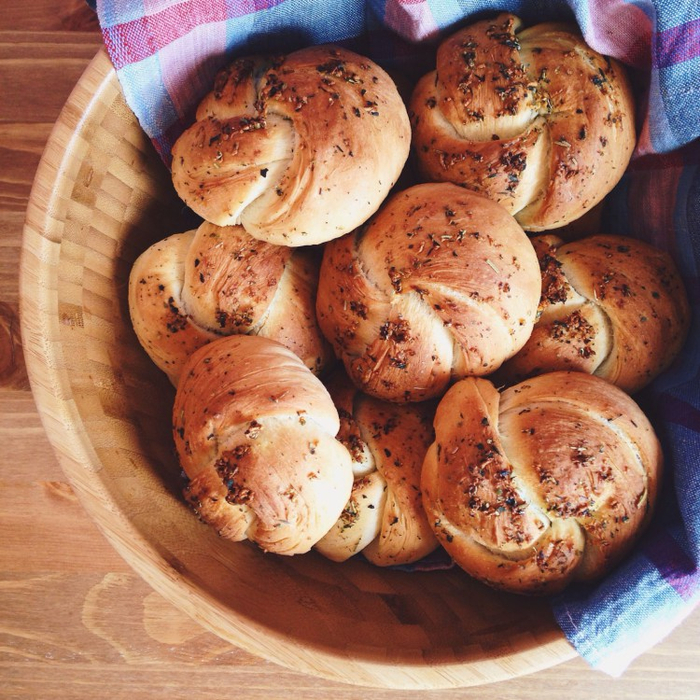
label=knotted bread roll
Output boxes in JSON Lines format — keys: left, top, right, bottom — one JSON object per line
{"left": 171, "top": 45, "right": 411, "bottom": 246}
{"left": 315, "top": 371, "right": 439, "bottom": 565}
{"left": 497, "top": 234, "right": 691, "bottom": 393}
{"left": 316, "top": 182, "right": 541, "bottom": 402}
{"left": 173, "top": 335, "right": 354, "bottom": 555}
{"left": 129, "top": 220, "right": 331, "bottom": 385}
{"left": 422, "top": 372, "right": 662, "bottom": 594}
{"left": 410, "top": 13, "right": 635, "bottom": 231}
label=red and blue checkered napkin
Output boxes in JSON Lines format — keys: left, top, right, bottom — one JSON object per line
{"left": 93, "top": 0, "right": 700, "bottom": 677}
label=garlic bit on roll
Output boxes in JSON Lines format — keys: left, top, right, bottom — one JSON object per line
{"left": 173, "top": 335, "right": 354, "bottom": 555}
{"left": 497, "top": 234, "right": 691, "bottom": 393}
{"left": 128, "top": 220, "right": 332, "bottom": 385}
{"left": 171, "top": 45, "right": 411, "bottom": 246}
{"left": 315, "top": 370, "right": 439, "bottom": 566}
{"left": 316, "top": 181, "right": 541, "bottom": 403}
{"left": 421, "top": 372, "right": 662, "bottom": 595}
{"left": 409, "top": 13, "right": 636, "bottom": 231}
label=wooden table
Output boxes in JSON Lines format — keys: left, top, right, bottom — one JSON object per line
{"left": 1, "top": 2, "right": 698, "bottom": 698}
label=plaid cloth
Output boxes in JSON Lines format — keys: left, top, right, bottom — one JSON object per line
{"left": 91, "top": 0, "right": 700, "bottom": 678}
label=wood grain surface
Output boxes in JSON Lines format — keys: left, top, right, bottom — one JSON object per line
{"left": 2, "top": 2, "right": 699, "bottom": 698}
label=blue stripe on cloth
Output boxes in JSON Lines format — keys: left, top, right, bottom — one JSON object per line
{"left": 657, "top": 57, "right": 700, "bottom": 148}
{"left": 669, "top": 423, "right": 700, "bottom": 558}
{"left": 223, "top": 11, "right": 258, "bottom": 51}
{"left": 625, "top": 0, "right": 655, "bottom": 22}
{"left": 647, "top": 0, "right": 700, "bottom": 32}
{"left": 646, "top": 66, "right": 685, "bottom": 152}
{"left": 367, "top": 0, "right": 387, "bottom": 24}
{"left": 660, "top": 415, "right": 700, "bottom": 556}
{"left": 96, "top": 0, "right": 145, "bottom": 28}
{"left": 117, "top": 54, "right": 180, "bottom": 145}
{"left": 651, "top": 159, "right": 700, "bottom": 390}
{"left": 220, "top": 0, "right": 369, "bottom": 54}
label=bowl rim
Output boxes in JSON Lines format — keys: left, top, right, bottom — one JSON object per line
{"left": 19, "top": 46, "right": 577, "bottom": 690}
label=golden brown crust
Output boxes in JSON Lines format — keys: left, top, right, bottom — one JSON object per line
{"left": 410, "top": 13, "right": 636, "bottom": 231}
{"left": 173, "top": 335, "right": 354, "bottom": 555}
{"left": 128, "top": 221, "right": 332, "bottom": 385}
{"left": 315, "top": 370, "right": 439, "bottom": 565}
{"left": 316, "top": 182, "right": 541, "bottom": 402}
{"left": 421, "top": 372, "right": 662, "bottom": 594}
{"left": 497, "top": 234, "right": 691, "bottom": 392}
{"left": 171, "top": 45, "right": 411, "bottom": 246}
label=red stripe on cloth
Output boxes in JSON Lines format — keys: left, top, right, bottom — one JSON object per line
{"left": 155, "top": 119, "right": 192, "bottom": 169}
{"left": 654, "top": 18, "right": 700, "bottom": 69}
{"left": 625, "top": 139, "right": 700, "bottom": 271}
{"left": 103, "top": 1, "right": 229, "bottom": 69}
{"left": 383, "top": 0, "right": 438, "bottom": 42}
{"left": 628, "top": 149, "right": 686, "bottom": 172}
{"left": 587, "top": 0, "right": 652, "bottom": 67}
{"left": 660, "top": 394, "right": 700, "bottom": 434}
{"left": 630, "top": 138, "right": 700, "bottom": 171}
{"left": 625, "top": 152, "right": 682, "bottom": 252}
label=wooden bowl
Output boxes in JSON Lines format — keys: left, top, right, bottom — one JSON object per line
{"left": 20, "top": 48, "right": 576, "bottom": 689}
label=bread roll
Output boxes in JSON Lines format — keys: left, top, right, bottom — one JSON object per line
{"left": 422, "top": 372, "right": 662, "bottom": 594}
{"left": 128, "top": 220, "right": 332, "bottom": 385}
{"left": 409, "top": 13, "right": 635, "bottom": 231}
{"left": 316, "top": 182, "right": 541, "bottom": 402}
{"left": 497, "top": 234, "right": 691, "bottom": 393}
{"left": 173, "top": 335, "right": 354, "bottom": 555}
{"left": 315, "top": 371, "right": 439, "bottom": 565}
{"left": 171, "top": 45, "right": 411, "bottom": 246}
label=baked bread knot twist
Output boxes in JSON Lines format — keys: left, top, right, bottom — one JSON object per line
{"left": 315, "top": 371, "right": 439, "bottom": 565}
{"left": 316, "top": 182, "right": 541, "bottom": 402}
{"left": 409, "top": 13, "right": 636, "bottom": 231}
{"left": 421, "top": 372, "right": 662, "bottom": 594}
{"left": 129, "top": 221, "right": 332, "bottom": 385}
{"left": 497, "top": 234, "right": 691, "bottom": 393}
{"left": 171, "top": 45, "right": 411, "bottom": 246}
{"left": 173, "top": 335, "right": 354, "bottom": 555}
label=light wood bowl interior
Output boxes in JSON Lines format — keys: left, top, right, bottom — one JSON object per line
{"left": 20, "top": 47, "right": 577, "bottom": 689}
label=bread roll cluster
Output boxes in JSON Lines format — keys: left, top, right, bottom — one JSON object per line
{"left": 127, "top": 15, "right": 689, "bottom": 593}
